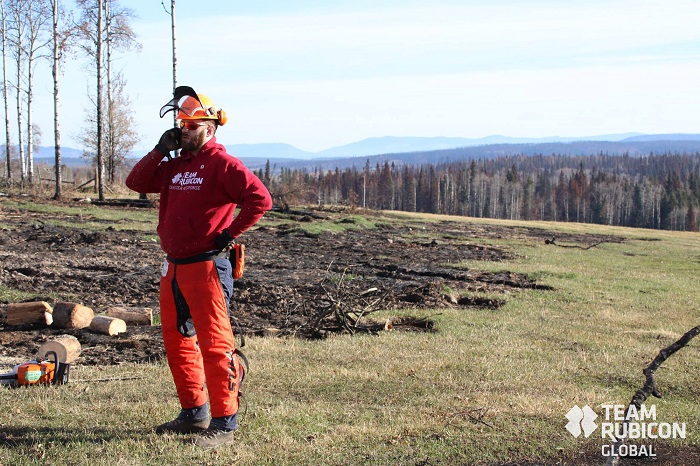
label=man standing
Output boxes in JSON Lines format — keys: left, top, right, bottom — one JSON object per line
{"left": 126, "top": 87, "right": 272, "bottom": 448}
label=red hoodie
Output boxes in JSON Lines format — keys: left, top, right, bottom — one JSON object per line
{"left": 126, "top": 137, "right": 272, "bottom": 258}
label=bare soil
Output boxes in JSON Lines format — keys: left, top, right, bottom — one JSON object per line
{"left": 0, "top": 199, "right": 623, "bottom": 367}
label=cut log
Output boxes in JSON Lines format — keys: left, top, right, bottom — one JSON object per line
{"left": 38, "top": 335, "right": 82, "bottom": 364}
{"left": 52, "top": 302, "right": 94, "bottom": 329}
{"left": 90, "top": 315, "right": 127, "bottom": 336}
{"left": 106, "top": 306, "right": 153, "bottom": 326}
{"left": 5, "top": 301, "right": 54, "bottom": 326}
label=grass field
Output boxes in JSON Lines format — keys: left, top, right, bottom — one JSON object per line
{"left": 1, "top": 204, "right": 699, "bottom": 465}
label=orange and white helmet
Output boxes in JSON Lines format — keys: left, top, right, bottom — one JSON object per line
{"left": 160, "top": 86, "right": 228, "bottom": 126}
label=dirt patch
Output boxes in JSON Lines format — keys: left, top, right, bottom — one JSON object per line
{"left": 0, "top": 200, "right": 624, "bottom": 366}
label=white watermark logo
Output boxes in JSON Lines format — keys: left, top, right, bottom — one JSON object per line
{"left": 565, "top": 403, "right": 687, "bottom": 458}
{"left": 565, "top": 405, "right": 598, "bottom": 438}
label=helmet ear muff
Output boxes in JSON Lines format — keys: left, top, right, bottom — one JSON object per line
{"left": 217, "top": 109, "right": 228, "bottom": 126}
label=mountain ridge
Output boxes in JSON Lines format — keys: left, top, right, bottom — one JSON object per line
{"left": 30, "top": 133, "right": 700, "bottom": 169}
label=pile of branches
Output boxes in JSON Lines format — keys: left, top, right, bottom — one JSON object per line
{"left": 232, "top": 266, "right": 438, "bottom": 339}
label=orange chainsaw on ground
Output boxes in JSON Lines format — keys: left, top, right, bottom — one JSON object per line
{"left": 0, "top": 351, "right": 70, "bottom": 387}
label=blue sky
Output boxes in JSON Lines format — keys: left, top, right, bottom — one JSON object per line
{"left": 32, "top": 0, "right": 700, "bottom": 152}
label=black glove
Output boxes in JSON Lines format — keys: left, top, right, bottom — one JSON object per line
{"left": 215, "top": 230, "right": 235, "bottom": 251}
{"left": 156, "top": 128, "right": 182, "bottom": 155}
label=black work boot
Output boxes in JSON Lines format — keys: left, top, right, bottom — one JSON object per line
{"left": 155, "top": 417, "right": 210, "bottom": 434}
{"left": 193, "top": 414, "right": 237, "bottom": 449}
{"left": 155, "top": 404, "right": 211, "bottom": 434}
{"left": 193, "top": 428, "right": 235, "bottom": 449}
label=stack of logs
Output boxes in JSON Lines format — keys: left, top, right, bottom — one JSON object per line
{"left": 4, "top": 301, "right": 153, "bottom": 336}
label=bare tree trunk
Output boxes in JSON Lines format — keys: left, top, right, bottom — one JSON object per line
{"left": 14, "top": 22, "right": 25, "bottom": 182}
{"left": 96, "top": 0, "right": 104, "bottom": 200}
{"left": 170, "top": 0, "right": 177, "bottom": 123}
{"left": 75, "top": 0, "right": 139, "bottom": 186}
{"left": 168, "top": 1, "right": 179, "bottom": 158}
{"left": 51, "top": 0, "right": 61, "bottom": 199}
{"left": 4, "top": 0, "right": 51, "bottom": 186}
{"left": 137, "top": 0, "right": 176, "bottom": 203}
{"left": 26, "top": 58, "right": 34, "bottom": 183}
{"left": 105, "top": 0, "right": 114, "bottom": 183}
{"left": 0, "top": 3, "right": 10, "bottom": 180}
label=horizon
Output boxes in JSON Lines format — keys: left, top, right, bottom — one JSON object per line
{"left": 22, "top": 1, "right": 700, "bottom": 154}
{"left": 31, "top": 131, "right": 700, "bottom": 164}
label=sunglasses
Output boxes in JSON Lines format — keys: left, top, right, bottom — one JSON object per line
{"left": 179, "top": 121, "right": 209, "bottom": 130}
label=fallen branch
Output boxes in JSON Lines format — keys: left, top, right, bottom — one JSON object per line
{"left": 545, "top": 237, "right": 606, "bottom": 250}
{"left": 445, "top": 407, "right": 494, "bottom": 430}
{"left": 604, "top": 324, "right": 700, "bottom": 466}
{"left": 313, "top": 264, "right": 397, "bottom": 335}
{"left": 76, "top": 178, "right": 95, "bottom": 189}
{"left": 40, "top": 178, "right": 75, "bottom": 185}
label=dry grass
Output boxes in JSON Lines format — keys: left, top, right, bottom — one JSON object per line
{"left": 1, "top": 209, "right": 699, "bottom": 465}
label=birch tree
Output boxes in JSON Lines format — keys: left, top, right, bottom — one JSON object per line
{"left": 0, "top": 1, "right": 11, "bottom": 179}
{"left": 5, "top": 0, "right": 52, "bottom": 183}
{"left": 6, "top": 0, "right": 27, "bottom": 181}
{"left": 95, "top": 0, "right": 103, "bottom": 199}
{"left": 77, "top": 0, "right": 139, "bottom": 197}
{"left": 22, "top": 0, "right": 52, "bottom": 183}
{"left": 103, "top": 0, "right": 138, "bottom": 183}
{"left": 160, "top": 0, "right": 177, "bottom": 172}
{"left": 162, "top": 0, "right": 177, "bottom": 100}
{"left": 50, "top": 0, "right": 74, "bottom": 199}
{"left": 77, "top": 75, "right": 140, "bottom": 184}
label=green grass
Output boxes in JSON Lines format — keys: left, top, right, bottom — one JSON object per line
{"left": 0, "top": 199, "right": 158, "bottom": 233}
{"left": 0, "top": 284, "right": 37, "bottom": 303}
{"left": 1, "top": 208, "right": 700, "bottom": 465}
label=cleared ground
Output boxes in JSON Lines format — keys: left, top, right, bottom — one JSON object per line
{"left": 0, "top": 195, "right": 698, "bottom": 466}
{"left": 0, "top": 201, "right": 610, "bottom": 364}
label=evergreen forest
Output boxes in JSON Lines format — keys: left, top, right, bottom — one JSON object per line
{"left": 258, "top": 151, "right": 700, "bottom": 231}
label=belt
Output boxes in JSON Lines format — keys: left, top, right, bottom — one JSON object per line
{"left": 166, "top": 250, "right": 227, "bottom": 265}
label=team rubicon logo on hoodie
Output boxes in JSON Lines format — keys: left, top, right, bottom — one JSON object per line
{"left": 171, "top": 171, "right": 204, "bottom": 191}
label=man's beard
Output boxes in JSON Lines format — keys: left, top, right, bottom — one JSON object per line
{"left": 182, "top": 127, "right": 207, "bottom": 152}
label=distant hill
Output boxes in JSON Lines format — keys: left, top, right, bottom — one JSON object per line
{"left": 263, "top": 138, "right": 700, "bottom": 172}
{"left": 231, "top": 157, "right": 308, "bottom": 171}
{"left": 31, "top": 146, "right": 87, "bottom": 168}
{"left": 312, "top": 133, "right": 646, "bottom": 159}
{"left": 33, "top": 156, "right": 88, "bottom": 168}
{"left": 35, "top": 146, "right": 84, "bottom": 159}
{"left": 234, "top": 133, "right": 699, "bottom": 160}
{"left": 118, "top": 132, "right": 658, "bottom": 161}
{"left": 620, "top": 133, "right": 700, "bottom": 142}
{"left": 26, "top": 133, "right": 700, "bottom": 170}
{"left": 226, "top": 143, "right": 314, "bottom": 159}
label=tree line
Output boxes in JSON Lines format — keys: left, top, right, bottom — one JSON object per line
{"left": 258, "top": 152, "right": 700, "bottom": 231}
{"left": 0, "top": 0, "right": 140, "bottom": 200}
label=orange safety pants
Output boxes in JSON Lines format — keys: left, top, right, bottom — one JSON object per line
{"left": 159, "top": 257, "right": 241, "bottom": 419}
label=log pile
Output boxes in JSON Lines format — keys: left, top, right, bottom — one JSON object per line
{"left": 5, "top": 301, "right": 54, "bottom": 326}
{"left": 53, "top": 302, "right": 94, "bottom": 329}
{"left": 1, "top": 300, "right": 159, "bottom": 365}
{"left": 38, "top": 335, "right": 82, "bottom": 364}
{"left": 106, "top": 306, "right": 153, "bottom": 326}
{"left": 90, "top": 316, "right": 127, "bottom": 336}
{"left": 2, "top": 301, "right": 156, "bottom": 354}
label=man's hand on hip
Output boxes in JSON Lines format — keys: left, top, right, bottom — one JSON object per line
{"left": 215, "top": 230, "right": 235, "bottom": 252}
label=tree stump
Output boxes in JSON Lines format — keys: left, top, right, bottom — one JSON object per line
{"left": 106, "top": 306, "right": 153, "bottom": 326}
{"left": 5, "top": 301, "right": 53, "bottom": 326}
{"left": 90, "top": 316, "right": 127, "bottom": 336}
{"left": 38, "top": 335, "right": 82, "bottom": 363}
{"left": 52, "top": 302, "right": 94, "bottom": 329}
